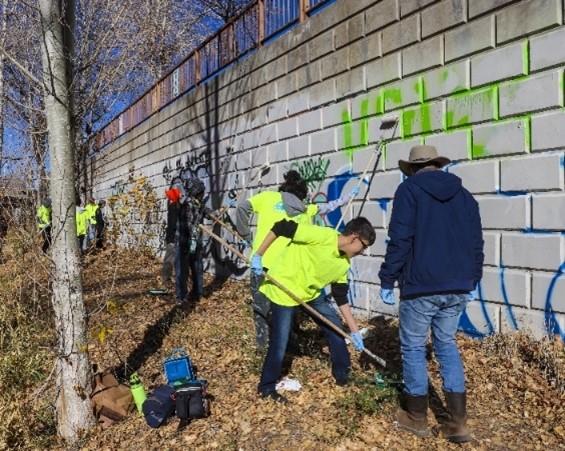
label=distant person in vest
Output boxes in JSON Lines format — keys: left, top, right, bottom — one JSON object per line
{"left": 84, "top": 197, "right": 98, "bottom": 250}
{"left": 378, "top": 145, "right": 483, "bottom": 443}
{"left": 95, "top": 199, "right": 106, "bottom": 249}
{"left": 235, "top": 170, "right": 360, "bottom": 353}
{"left": 37, "top": 198, "right": 52, "bottom": 253}
{"left": 75, "top": 196, "right": 88, "bottom": 254}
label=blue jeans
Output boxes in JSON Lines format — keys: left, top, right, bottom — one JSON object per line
{"left": 175, "top": 244, "right": 203, "bottom": 301}
{"left": 258, "top": 292, "right": 350, "bottom": 395}
{"left": 399, "top": 294, "right": 469, "bottom": 396}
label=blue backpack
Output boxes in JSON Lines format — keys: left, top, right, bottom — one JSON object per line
{"left": 142, "top": 384, "right": 175, "bottom": 428}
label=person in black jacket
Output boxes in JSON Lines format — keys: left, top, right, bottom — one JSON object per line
{"left": 161, "top": 187, "right": 181, "bottom": 287}
{"left": 95, "top": 199, "right": 106, "bottom": 249}
{"left": 378, "top": 145, "right": 483, "bottom": 443}
{"left": 167, "top": 175, "right": 212, "bottom": 305}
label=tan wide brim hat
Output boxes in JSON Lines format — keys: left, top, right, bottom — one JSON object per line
{"left": 398, "top": 145, "right": 451, "bottom": 176}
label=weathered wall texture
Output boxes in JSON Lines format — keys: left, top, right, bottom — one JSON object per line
{"left": 92, "top": 0, "right": 565, "bottom": 339}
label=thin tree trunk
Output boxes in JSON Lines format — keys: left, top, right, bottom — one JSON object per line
{"left": 0, "top": 0, "right": 7, "bottom": 176}
{"left": 38, "top": 0, "right": 94, "bottom": 442}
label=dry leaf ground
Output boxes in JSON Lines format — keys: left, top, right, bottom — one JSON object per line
{"left": 78, "top": 249, "right": 564, "bottom": 451}
{"left": 2, "top": 245, "right": 563, "bottom": 450}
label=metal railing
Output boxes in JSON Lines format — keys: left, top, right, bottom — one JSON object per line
{"left": 94, "top": 0, "right": 335, "bottom": 151}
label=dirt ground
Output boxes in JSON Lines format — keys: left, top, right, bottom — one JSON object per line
{"left": 69, "top": 249, "right": 565, "bottom": 450}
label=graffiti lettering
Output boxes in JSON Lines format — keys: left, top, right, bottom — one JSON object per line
{"left": 290, "top": 156, "right": 330, "bottom": 192}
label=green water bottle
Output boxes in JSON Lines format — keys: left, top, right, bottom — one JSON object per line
{"left": 130, "top": 372, "right": 147, "bottom": 414}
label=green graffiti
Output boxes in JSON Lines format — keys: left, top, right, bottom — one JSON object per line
{"left": 403, "top": 109, "right": 416, "bottom": 137}
{"left": 290, "top": 156, "right": 330, "bottom": 192}
{"left": 522, "top": 40, "right": 529, "bottom": 76}
{"left": 375, "top": 92, "right": 384, "bottom": 114}
{"left": 472, "top": 143, "right": 488, "bottom": 159}
{"left": 360, "top": 99, "right": 369, "bottom": 146}
{"left": 493, "top": 86, "right": 499, "bottom": 120}
{"left": 402, "top": 103, "right": 434, "bottom": 137}
{"left": 441, "top": 69, "right": 450, "bottom": 82}
{"left": 360, "top": 99, "right": 369, "bottom": 117}
{"left": 383, "top": 87, "right": 402, "bottom": 111}
{"left": 419, "top": 78, "right": 427, "bottom": 103}
{"left": 446, "top": 87, "right": 496, "bottom": 128}
{"left": 524, "top": 117, "right": 531, "bottom": 152}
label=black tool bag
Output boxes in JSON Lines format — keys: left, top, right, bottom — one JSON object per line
{"left": 175, "top": 384, "right": 210, "bottom": 420}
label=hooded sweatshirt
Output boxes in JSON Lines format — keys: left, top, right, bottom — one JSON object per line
{"left": 378, "top": 169, "right": 484, "bottom": 299}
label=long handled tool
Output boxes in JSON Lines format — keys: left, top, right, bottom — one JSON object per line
{"left": 335, "top": 117, "right": 399, "bottom": 231}
{"left": 198, "top": 223, "right": 387, "bottom": 367}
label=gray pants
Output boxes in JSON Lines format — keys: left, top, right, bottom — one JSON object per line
{"left": 250, "top": 272, "right": 269, "bottom": 351}
{"left": 161, "top": 242, "right": 175, "bottom": 282}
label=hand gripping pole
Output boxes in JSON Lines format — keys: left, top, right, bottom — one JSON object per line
{"left": 198, "top": 223, "right": 387, "bottom": 367}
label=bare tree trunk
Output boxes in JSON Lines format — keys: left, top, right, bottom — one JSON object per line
{"left": 0, "top": 0, "right": 7, "bottom": 176}
{"left": 38, "top": 0, "right": 94, "bottom": 442}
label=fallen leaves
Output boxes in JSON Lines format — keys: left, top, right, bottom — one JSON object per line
{"left": 57, "top": 248, "right": 565, "bottom": 450}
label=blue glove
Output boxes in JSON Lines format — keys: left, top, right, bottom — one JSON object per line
{"left": 223, "top": 198, "right": 237, "bottom": 208}
{"left": 350, "top": 331, "right": 364, "bottom": 351}
{"left": 250, "top": 254, "right": 263, "bottom": 276}
{"left": 380, "top": 288, "right": 396, "bottom": 305}
{"left": 350, "top": 185, "right": 360, "bottom": 197}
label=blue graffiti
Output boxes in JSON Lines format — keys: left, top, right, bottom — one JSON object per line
{"left": 376, "top": 198, "right": 391, "bottom": 212}
{"left": 545, "top": 261, "right": 564, "bottom": 339}
{"left": 325, "top": 170, "right": 355, "bottom": 230}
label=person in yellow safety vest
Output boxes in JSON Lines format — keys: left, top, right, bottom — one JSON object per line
{"left": 84, "top": 198, "right": 98, "bottom": 249}
{"left": 37, "top": 198, "right": 52, "bottom": 253}
{"left": 76, "top": 198, "right": 88, "bottom": 254}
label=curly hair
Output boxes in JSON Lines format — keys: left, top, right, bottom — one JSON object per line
{"left": 279, "top": 170, "right": 308, "bottom": 200}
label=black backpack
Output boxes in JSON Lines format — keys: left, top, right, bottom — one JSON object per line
{"left": 142, "top": 384, "right": 176, "bottom": 428}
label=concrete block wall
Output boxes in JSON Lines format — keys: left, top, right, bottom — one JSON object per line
{"left": 92, "top": 0, "right": 565, "bottom": 340}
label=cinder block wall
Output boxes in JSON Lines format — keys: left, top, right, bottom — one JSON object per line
{"left": 92, "top": 0, "right": 565, "bottom": 339}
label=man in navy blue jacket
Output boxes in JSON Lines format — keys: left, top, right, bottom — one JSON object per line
{"left": 378, "top": 145, "right": 483, "bottom": 443}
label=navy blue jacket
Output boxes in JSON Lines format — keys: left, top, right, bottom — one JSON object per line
{"left": 378, "top": 169, "right": 484, "bottom": 299}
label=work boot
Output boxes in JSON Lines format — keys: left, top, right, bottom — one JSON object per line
{"left": 439, "top": 391, "right": 472, "bottom": 443}
{"left": 395, "top": 393, "right": 431, "bottom": 437}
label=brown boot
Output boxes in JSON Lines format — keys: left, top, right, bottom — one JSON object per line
{"left": 395, "top": 393, "right": 431, "bottom": 437}
{"left": 439, "top": 391, "right": 472, "bottom": 443}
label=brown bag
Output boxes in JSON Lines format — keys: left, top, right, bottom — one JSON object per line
{"left": 90, "top": 372, "right": 133, "bottom": 429}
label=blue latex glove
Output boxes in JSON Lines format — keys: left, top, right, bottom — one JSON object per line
{"left": 223, "top": 198, "right": 237, "bottom": 208}
{"left": 250, "top": 254, "right": 263, "bottom": 276}
{"left": 468, "top": 286, "right": 480, "bottom": 300}
{"left": 380, "top": 288, "right": 396, "bottom": 305}
{"left": 350, "top": 185, "right": 360, "bottom": 197}
{"left": 350, "top": 331, "right": 364, "bottom": 351}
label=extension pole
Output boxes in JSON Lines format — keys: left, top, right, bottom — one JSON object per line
{"left": 199, "top": 223, "right": 387, "bottom": 367}
{"left": 334, "top": 118, "right": 399, "bottom": 231}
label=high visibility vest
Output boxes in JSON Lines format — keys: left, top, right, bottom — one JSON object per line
{"left": 76, "top": 208, "right": 88, "bottom": 237}
{"left": 37, "top": 205, "right": 51, "bottom": 230}
{"left": 84, "top": 203, "right": 98, "bottom": 226}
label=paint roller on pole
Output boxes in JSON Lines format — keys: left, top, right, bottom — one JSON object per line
{"left": 198, "top": 223, "right": 387, "bottom": 368}
{"left": 334, "top": 116, "right": 400, "bottom": 231}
